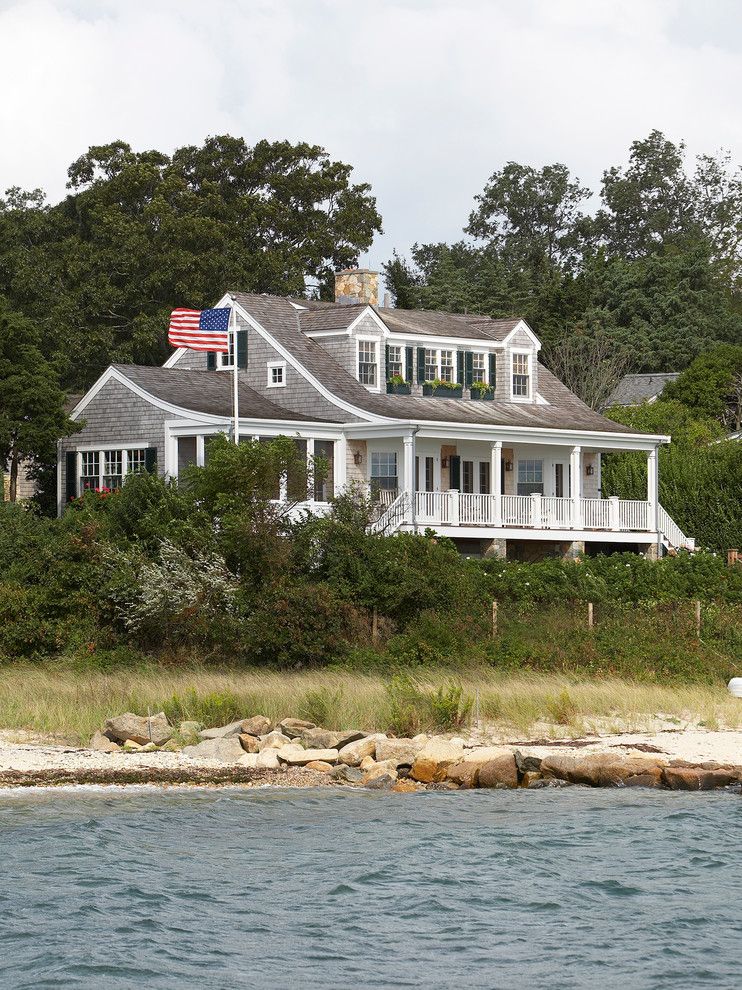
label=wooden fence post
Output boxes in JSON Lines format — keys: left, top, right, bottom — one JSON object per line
{"left": 728, "top": 549, "right": 739, "bottom": 567}
{"left": 587, "top": 602, "right": 594, "bottom": 629}
{"left": 372, "top": 607, "right": 379, "bottom": 645}
{"left": 491, "top": 600, "right": 498, "bottom": 638}
{"left": 695, "top": 599, "right": 702, "bottom": 640}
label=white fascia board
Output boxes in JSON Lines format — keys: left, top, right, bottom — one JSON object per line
{"left": 163, "top": 348, "right": 187, "bottom": 368}
{"left": 166, "top": 418, "right": 344, "bottom": 440}
{"left": 502, "top": 319, "right": 541, "bottom": 349}
{"left": 347, "top": 307, "right": 388, "bottom": 336}
{"left": 228, "top": 298, "right": 393, "bottom": 425}
{"left": 303, "top": 329, "right": 352, "bottom": 339}
{"left": 386, "top": 332, "right": 505, "bottom": 350}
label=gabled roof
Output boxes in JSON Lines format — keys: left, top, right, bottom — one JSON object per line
{"left": 606, "top": 373, "right": 680, "bottom": 407}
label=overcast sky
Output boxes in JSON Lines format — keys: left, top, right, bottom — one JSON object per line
{"left": 2, "top": 0, "right": 742, "bottom": 273}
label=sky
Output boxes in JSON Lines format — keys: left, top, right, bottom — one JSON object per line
{"left": 2, "top": 0, "right": 742, "bottom": 274}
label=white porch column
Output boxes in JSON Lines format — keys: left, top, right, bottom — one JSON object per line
{"left": 306, "top": 437, "right": 315, "bottom": 502}
{"left": 491, "top": 440, "right": 502, "bottom": 526}
{"left": 647, "top": 447, "right": 659, "bottom": 533}
{"left": 570, "top": 445, "right": 582, "bottom": 528}
{"left": 403, "top": 432, "right": 416, "bottom": 524}
{"left": 333, "top": 437, "right": 347, "bottom": 496}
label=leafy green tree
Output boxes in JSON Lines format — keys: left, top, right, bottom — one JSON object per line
{"left": 0, "top": 300, "right": 78, "bottom": 502}
{"left": 604, "top": 399, "right": 726, "bottom": 446}
{"left": 663, "top": 345, "right": 742, "bottom": 430}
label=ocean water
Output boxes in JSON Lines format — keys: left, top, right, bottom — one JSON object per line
{"left": 1, "top": 787, "right": 740, "bottom": 990}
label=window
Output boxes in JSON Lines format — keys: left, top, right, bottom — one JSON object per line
{"left": 358, "top": 340, "right": 378, "bottom": 387}
{"left": 512, "top": 352, "right": 530, "bottom": 398}
{"left": 424, "top": 348, "right": 438, "bottom": 381}
{"left": 267, "top": 362, "right": 285, "bottom": 388}
{"left": 462, "top": 460, "right": 474, "bottom": 493}
{"left": 127, "top": 449, "right": 146, "bottom": 474}
{"left": 473, "top": 352, "right": 487, "bottom": 383}
{"left": 387, "top": 345, "right": 403, "bottom": 379}
{"left": 80, "top": 451, "right": 99, "bottom": 493}
{"left": 439, "top": 349, "right": 454, "bottom": 383}
{"left": 102, "top": 450, "right": 123, "bottom": 490}
{"left": 517, "top": 458, "right": 543, "bottom": 495}
{"left": 370, "top": 451, "right": 398, "bottom": 495}
{"left": 219, "top": 336, "right": 235, "bottom": 369}
{"left": 479, "top": 461, "right": 490, "bottom": 494}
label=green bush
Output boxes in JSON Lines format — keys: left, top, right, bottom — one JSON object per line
{"left": 385, "top": 673, "right": 472, "bottom": 735}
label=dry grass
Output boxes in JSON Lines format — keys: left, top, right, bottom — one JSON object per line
{"left": 0, "top": 665, "right": 740, "bottom": 745}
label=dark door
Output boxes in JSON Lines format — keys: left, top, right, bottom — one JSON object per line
{"left": 449, "top": 455, "right": 461, "bottom": 490}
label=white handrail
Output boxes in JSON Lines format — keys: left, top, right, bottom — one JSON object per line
{"left": 658, "top": 504, "right": 691, "bottom": 549}
{"left": 369, "top": 491, "right": 409, "bottom": 535}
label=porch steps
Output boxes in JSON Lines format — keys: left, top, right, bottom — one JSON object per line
{"left": 369, "top": 491, "right": 409, "bottom": 536}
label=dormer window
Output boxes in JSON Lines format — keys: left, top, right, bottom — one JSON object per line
{"left": 423, "top": 347, "right": 457, "bottom": 382}
{"left": 512, "top": 352, "right": 531, "bottom": 398}
{"left": 387, "top": 345, "right": 403, "bottom": 378}
{"left": 472, "top": 352, "right": 487, "bottom": 383}
{"left": 358, "top": 339, "right": 379, "bottom": 387}
{"left": 439, "top": 349, "right": 454, "bottom": 382}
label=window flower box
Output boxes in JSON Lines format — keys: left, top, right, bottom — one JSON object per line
{"left": 470, "top": 382, "right": 495, "bottom": 401}
{"left": 423, "top": 380, "right": 463, "bottom": 398}
{"left": 386, "top": 377, "right": 411, "bottom": 395}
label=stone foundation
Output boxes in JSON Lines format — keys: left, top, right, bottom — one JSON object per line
{"left": 482, "top": 538, "right": 507, "bottom": 559}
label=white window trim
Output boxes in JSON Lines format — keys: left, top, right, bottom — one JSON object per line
{"left": 423, "top": 347, "right": 460, "bottom": 383}
{"left": 386, "top": 344, "right": 405, "bottom": 380}
{"left": 75, "top": 445, "right": 149, "bottom": 495}
{"left": 267, "top": 360, "right": 286, "bottom": 388}
{"left": 510, "top": 348, "right": 532, "bottom": 402}
{"left": 471, "top": 351, "right": 489, "bottom": 386}
{"left": 356, "top": 336, "right": 381, "bottom": 392}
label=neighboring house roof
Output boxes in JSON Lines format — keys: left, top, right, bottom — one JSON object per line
{"left": 111, "top": 365, "right": 328, "bottom": 422}
{"left": 230, "top": 293, "right": 634, "bottom": 435}
{"left": 606, "top": 373, "right": 680, "bottom": 407}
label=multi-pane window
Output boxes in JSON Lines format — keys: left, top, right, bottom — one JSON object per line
{"left": 512, "top": 353, "right": 530, "bottom": 397}
{"left": 517, "top": 459, "right": 543, "bottom": 495}
{"left": 439, "top": 349, "right": 454, "bottom": 382}
{"left": 268, "top": 362, "right": 285, "bottom": 387}
{"left": 462, "top": 460, "right": 474, "bottom": 493}
{"left": 424, "top": 348, "right": 438, "bottom": 381}
{"left": 370, "top": 452, "right": 398, "bottom": 495}
{"left": 358, "top": 341, "right": 378, "bottom": 386}
{"left": 127, "top": 449, "right": 147, "bottom": 474}
{"left": 387, "top": 345, "right": 403, "bottom": 378}
{"left": 479, "top": 461, "right": 491, "bottom": 494}
{"left": 80, "top": 451, "right": 99, "bottom": 492}
{"left": 103, "top": 450, "right": 123, "bottom": 490}
{"left": 473, "top": 352, "right": 487, "bottom": 383}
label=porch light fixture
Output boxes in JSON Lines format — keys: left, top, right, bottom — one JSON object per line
{"left": 585, "top": 464, "right": 595, "bottom": 476}
{"left": 441, "top": 456, "right": 449, "bottom": 469}
{"left": 353, "top": 450, "right": 363, "bottom": 466}
{"left": 504, "top": 460, "right": 513, "bottom": 472}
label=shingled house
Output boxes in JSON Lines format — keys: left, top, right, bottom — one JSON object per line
{"left": 57, "top": 270, "right": 693, "bottom": 558}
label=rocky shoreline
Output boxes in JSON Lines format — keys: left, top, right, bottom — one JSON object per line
{"left": 0, "top": 711, "right": 740, "bottom": 793}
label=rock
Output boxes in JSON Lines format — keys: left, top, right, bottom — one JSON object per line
{"left": 123, "top": 739, "right": 144, "bottom": 752}
{"left": 330, "top": 765, "right": 364, "bottom": 785}
{"left": 411, "top": 738, "right": 465, "bottom": 783}
{"left": 278, "top": 718, "right": 316, "bottom": 738}
{"left": 140, "top": 742, "right": 158, "bottom": 753}
{"left": 520, "top": 771, "right": 543, "bottom": 787}
{"left": 239, "top": 734, "right": 260, "bottom": 754}
{"left": 662, "top": 766, "right": 739, "bottom": 791}
{"left": 198, "top": 721, "right": 244, "bottom": 740}
{"left": 258, "top": 731, "right": 292, "bottom": 751}
{"left": 337, "top": 736, "right": 378, "bottom": 766}
{"left": 241, "top": 715, "right": 272, "bottom": 737}
{"left": 89, "top": 731, "right": 120, "bottom": 753}
{"left": 238, "top": 752, "right": 259, "bottom": 768}
{"left": 392, "top": 780, "right": 423, "bottom": 793}
{"left": 528, "top": 777, "right": 573, "bottom": 788}
{"left": 624, "top": 772, "right": 662, "bottom": 789}
{"left": 375, "top": 738, "right": 425, "bottom": 766}
{"left": 462, "top": 746, "right": 514, "bottom": 765}
{"left": 446, "top": 762, "right": 479, "bottom": 789}
{"left": 181, "top": 736, "right": 246, "bottom": 764}
{"left": 334, "top": 730, "right": 367, "bottom": 749}
{"left": 514, "top": 750, "right": 542, "bottom": 774}
{"left": 277, "top": 746, "right": 339, "bottom": 766}
{"left": 364, "top": 773, "right": 395, "bottom": 790}
{"left": 105, "top": 712, "right": 172, "bottom": 747}
{"left": 360, "top": 755, "right": 376, "bottom": 770}
{"left": 478, "top": 754, "right": 519, "bottom": 789}
{"left": 300, "top": 727, "right": 340, "bottom": 750}
{"left": 178, "top": 720, "right": 202, "bottom": 738}
{"left": 305, "top": 760, "right": 335, "bottom": 774}
{"left": 255, "top": 748, "right": 281, "bottom": 770}
{"left": 541, "top": 753, "right": 664, "bottom": 788}
{"left": 364, "top": 760, "right": 398, "bottom": 783}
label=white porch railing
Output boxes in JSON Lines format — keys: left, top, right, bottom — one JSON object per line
{"left": 618, "top": 499, "right": 648, "bottom": 532}
{"left": 658, "top": 504, "right": 694, "bottom": 550}
{"left": 369, "top": 491, "right": 409, "bottom": 535}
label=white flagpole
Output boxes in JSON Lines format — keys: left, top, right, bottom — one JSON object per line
{"left": 231, "top": 306, "right": 240, "bottom": 445}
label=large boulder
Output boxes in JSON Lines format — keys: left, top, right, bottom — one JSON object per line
{"left": 239, "top": 734, "right": 260, "bottom": 753}
{"left": 363, "top": 759, "right": 399, "bottom": 783}
{"left": 277, "top": 746, "right": 339, "bottom": 766}
{"left": 255, "top": 748, "right": 281, "bottom": 770}
{"left": 105, "top": 712, "right": 172, "bottom": 747}
{"left": 662, "top": 766, "right": 740, "bottom": 790}
{"left": 337, "top": 736, "right": 379, "bottom": 766}
{"left": 330, "top": 765, "right": 364, "bottom": 785}
{"left": 182, "top": 736, "right": 245, "bottom": 764}
{"left": 258, "top": 731, "right": 292, "bottom": 751}
{"left": 89, "top": 731, "right": 120, "bottom": 753}
{"left": 300, "top": 727, "right": 340, "bottom": 750}
{"left": 375, "top": 738, "right": 425, "bottom": 766}
{"left": 462, "top": 746, "right": 515, "bottom": 765}
{"left": 305, "top": 760, "right": 335, "bottom": 774}
{"left": 241, "top": 715, "right": 273, "bottom": 737}
{"left": 541, "top": 753, "right": 664, "bottom": 788}
{"left": 198, "top": 721, "right": 244, "bottom": 740}
{"left": 238, "top": 753, "right": 259, "bottom": 768}
{"left": 478, "top": 754, "right": 518, "bottom": 788}
{"left": 334, "top": 730, "right": 367, "bottom": 749}
{"left": 411, "top": 738, "right": 465, "bottom": 783}
{"left": 279, "top": 718, "right": 316, "bottom": 738}
{"left": 446, "top": 762, "right": 480, "bottom": 789}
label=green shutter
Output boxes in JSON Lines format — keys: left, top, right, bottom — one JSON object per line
{"left": 405, "top": 346, "right": 413, "bottom": 383}
{"left": 145, "top": 448, "right": 157, "bottom": 474}
{"left": 465, "top": 351, "right": 474, "bottom": 387}
{"left": 237, "top": 329, "right": 248, "bottom": 370}
{"left": 417, "top": 347, "right": 426, "bottom": 384}
{"left": 489, "top": 353, "right": 497, "bottom": 386}
{"left": 449, "top": 455, "right": 461, "bottom": 490}
{"left": 385, "top": 343, "right": 390, "bottom": 380}
{"left": 65, "top": 451, "right": 77, "bottom": 502}
{"left": 456, "top": 351, "right": 465, "bottom": 385}
{"left": 207, "top": 352, "right": 216, "bottom": 370}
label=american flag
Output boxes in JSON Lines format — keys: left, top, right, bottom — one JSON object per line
{"left": 168, "top": 307, "right": 231, "bottom": 352}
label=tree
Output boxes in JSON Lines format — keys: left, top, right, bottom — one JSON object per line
{"left": 0, "top": 300, "right": 78, "bottom": 502}
{"left": 0, "top": 137, "right": 383, "bottom": 390}
{"left": 663, "top": 345, "right": 742, "bottom": 430}
{"left": 542, "top": 333, "right": 632, "bottom": 410}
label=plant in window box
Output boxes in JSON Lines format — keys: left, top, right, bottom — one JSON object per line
{"left": 386, "top": 374, "right": 411, "bottom": 395}
{"left": 470, "top": 380, "right": 495, "bottom": 400}
{"left": 423, "top": 379, "right": 463, "bottom": 398}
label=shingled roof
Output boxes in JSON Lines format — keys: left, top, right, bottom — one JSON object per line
{"left": 606, "top": 373, "right": 680, "bottom": 407}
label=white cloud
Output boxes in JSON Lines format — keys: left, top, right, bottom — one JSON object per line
{"left": 2, "top": 0, "right": 742, "bottom": 273}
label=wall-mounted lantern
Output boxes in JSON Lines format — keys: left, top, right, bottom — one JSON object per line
{"left": 441, "top": 456, "right": 449, "bottom": 469}
{"left": 585, "top": 463, "right": 595, "bottom": 476}
{"left": 504, "top": 460, "right": 513, "bottom": 472}
{"left": 353, "top": 450, "right": 363, "bottom": 466}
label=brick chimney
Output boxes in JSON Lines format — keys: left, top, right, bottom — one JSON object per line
{"left": 334, "top": 268, "right": 379, "bottom": 306}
